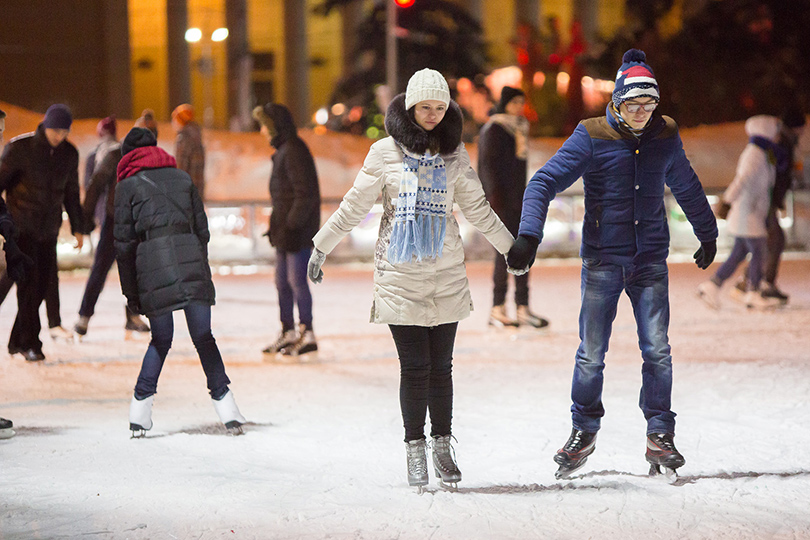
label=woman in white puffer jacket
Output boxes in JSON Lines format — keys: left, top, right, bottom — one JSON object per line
{"left": 307, "top": 69, "right": 513, "bottom": 490}
{"left": 698, "top": 115, "right": 782, "bottom": 309}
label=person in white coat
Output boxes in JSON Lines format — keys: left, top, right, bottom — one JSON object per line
{"left": 307, "top": 69, "right": 514, "bottom": 490}
{"left": 698, "top": 115, "right": 784, "bottom": 310}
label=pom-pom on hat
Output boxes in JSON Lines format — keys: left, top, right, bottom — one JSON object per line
{"left": 612, "top": 49, "right": 659, "bottom": 107}
{"left": 97, "top": 116, "right": 117, "bottom": 138}
{"left": 43, "top": 104, "right": 73, "bottom": 130}
{"left": 405, "top": 68, "right": 451, "bottom": 110}
{"left": 171, "top": 103, "right": 194, "bottom": 126}
{"left": 121, "top": 127, "right": 157, "bottom": 156}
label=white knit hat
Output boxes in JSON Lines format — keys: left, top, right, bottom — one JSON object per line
{"left": 405, "top": 68, "right": 451, "bottom": 110}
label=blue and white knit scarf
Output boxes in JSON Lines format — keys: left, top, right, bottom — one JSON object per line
{"left": 388, "top": 148, "right": 448, "bottom": 264}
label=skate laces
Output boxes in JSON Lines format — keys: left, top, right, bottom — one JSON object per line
{"left": 406, "top": 441, "right": 428, "bottom": 476}
{"left": 564, "top": 431, "right": 584, "bottom": 452}
{"left": 650, "top": 433, "right": 677, "bottom": 452}
{"left": 431, "top": 435, "right": 459, "bottom": 471}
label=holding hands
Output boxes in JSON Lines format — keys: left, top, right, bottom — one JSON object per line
{"left": 506, "top": 235, "right": 539, "bottom": 276}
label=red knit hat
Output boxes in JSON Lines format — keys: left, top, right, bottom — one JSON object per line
{"left": 171, "top": 104, "right": 194, "bottom": 126}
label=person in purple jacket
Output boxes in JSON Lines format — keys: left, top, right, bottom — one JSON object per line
{"left": 507, "top": 49, "right": 718, "bottom": 479}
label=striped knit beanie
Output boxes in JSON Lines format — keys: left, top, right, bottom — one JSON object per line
{"left": 612, "top": 49, "right": 659, "bottom": 107}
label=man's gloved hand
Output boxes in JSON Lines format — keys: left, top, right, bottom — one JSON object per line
{"left": 693, "top": 240, "right": 717, "bottom": 270}
{"left": 308, "top": 248, "right": 326, "bottom": 284}
{"left": 4, "top": 239, "right": 34, "bottom": 283}
{"left": 507, "top": 235, "right": 539, "bottom": 274}
{"left": 715, "top": 201, "right": 731, "bottom": 220}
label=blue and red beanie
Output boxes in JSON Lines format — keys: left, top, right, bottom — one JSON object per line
{"left": 612, "top": 49, "right": 659, "bottom": 107}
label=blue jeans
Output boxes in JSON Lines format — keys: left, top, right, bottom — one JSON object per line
{"left": 572, "top": 259, "right": 675, "bottom": 434}
{"left": 134, "top": 303, "right": 230, "bottom": 399}
{"left": 276, "top": 248, "right": 313, "bottom": 330}
{"left": 714, "top": 236, "right": 767, "bottom": 289}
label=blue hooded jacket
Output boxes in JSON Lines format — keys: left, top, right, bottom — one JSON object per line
{"left": 519, "top": 106, "right": 717, "bottom": 265}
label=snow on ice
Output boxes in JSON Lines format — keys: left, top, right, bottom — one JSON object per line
{"left": 2, "top": 259, "right": 810, "bottom": 539}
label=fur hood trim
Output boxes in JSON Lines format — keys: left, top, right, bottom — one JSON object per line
{"left": 384, "top": 93, "right": 463, "bottom": 156}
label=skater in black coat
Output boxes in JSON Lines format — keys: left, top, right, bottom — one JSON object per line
{"left": 114, "top": 127, "right": 245, "bottom": 436}
{"left": 478, "top": 87, "right": 549, "bottom": 329}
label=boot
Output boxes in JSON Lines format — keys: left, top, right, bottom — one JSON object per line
{"left": 431, "top": 435, "right": 462, "bottom": 488}
{"left": 263, "top": 328, "right": 298, "bottom": 354}
{"left": 0, "top": 417, "right": 15, "bottom": 439}
{"left": 646, "top": 432, "right": 685, "bottom": 476}
{"left": 554, "top": 428, "right": 597, "bottom": 479}
{"left": 744, "top": 289, "right": 781, "bottom": 310}
{"left": 405, "top": 439, "right": 429, "bottom": 490}
{"left": 516, "top": 305, "right": 550, "bottom": 329}
{"left": 761, "top": 282, "right": 789, "bottom": 304}
{"left": 212, "top": 389, "right": 247, "bottom": 434}
{"left": 125, "top": 307, "right": 150, "bottom": 334}
{"left": 488, "top": 305, "right": 518, "bottom": 327}
{"left": 129, "top": 394, "right": 154, "bottom": 437}
{"left": 697, "top": 279, "right": 721, "bottom": 310}
{"left": 49, "top": 325, "right": 74, "bottom": 342}
{"left": 281, "top": 324, "right": 318, "bottom": 356}
{"left": 74, "top": 316, "right": 90, "bottom": 337}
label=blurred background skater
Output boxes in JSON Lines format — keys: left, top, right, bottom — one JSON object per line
{"left": 478, "top": 86, "right": 549, "bottom": 330}
{"left": 253, "top": 103, "right": 321, "bottom": 358}
{"left": 729, "top": 105, "right": 806, "bottom": 305}
{"left": 308, "top": 69, "right": 513, "bottom": 490}
{"left": 171, "top": 104, "right": 206, "bottom": 202}
{"left": 0, "top": 104, "right": 84, "bottom": 361}
{"left": 73, "top": 113, "right": 152, "bottom": 339}
{"left": 114, "top": 127, "right": 245, "bottom": 436}
{"left": 697, "top": 115, "right": 785, "bottom": 310}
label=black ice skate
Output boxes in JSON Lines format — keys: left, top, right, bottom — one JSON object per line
{"left": 554, "top": 428, "right": 597, "bottom": 479}
{"left": 431, "top": 435, "right": 462, "bottom": 490}
{"left": 645, "top": 432, "right": 685, "bottom": 478}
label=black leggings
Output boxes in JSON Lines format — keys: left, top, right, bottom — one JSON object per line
{"left": 389, "top": 322, "right": 458, "bottom": 442}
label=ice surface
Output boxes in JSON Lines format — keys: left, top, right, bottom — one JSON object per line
{"left": 2, "top": 259, "right": 810, "bottom": 539}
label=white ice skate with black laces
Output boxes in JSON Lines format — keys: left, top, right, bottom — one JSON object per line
{"left": 554, "top": 428, "right": 597, "bottom": 479}
{"left": 0, "top": 417, "right": 15, "bottom": 439}
{"left": 129, "top": 395, "right": 154, "bottom": 438}
{"left": 405, "top": 439, "right": 429, "bottom": 493}
{"left": 431, "top": 435, "right": 462, "bottom": 491}
{"left": 212, "top": 389, "right": 247, "bottom": 435}
{"left": 646, "top": 432, "right": 685, "bottom": 480}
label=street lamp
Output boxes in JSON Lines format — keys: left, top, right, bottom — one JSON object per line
{"left": 185, "top": 27, "right": 229, "bottom": 127}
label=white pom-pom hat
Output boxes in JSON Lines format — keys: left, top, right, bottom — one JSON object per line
{"left": 405, "top": 68, "right": 451, "bottom": 110}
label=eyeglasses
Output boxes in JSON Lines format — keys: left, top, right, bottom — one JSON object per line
{"left": 624, "top": 102, "right": 658, "bottom": 113}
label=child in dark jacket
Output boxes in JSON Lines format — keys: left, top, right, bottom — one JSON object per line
{"left": 114, "top": 127, "right": 246, "bottom": 437}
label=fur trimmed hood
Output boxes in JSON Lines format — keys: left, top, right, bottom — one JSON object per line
{"left": 384, "top": 93, "right": 463, "bottom": 155}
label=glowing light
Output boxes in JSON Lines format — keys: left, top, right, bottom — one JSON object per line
{"left": 394, "top": 0, "right": 415, "bottom": 7}
{"left": 211, "top": 28, "right": 229, "bottom": 42}
{"left": 366, "top": 126, "right": 380, "bottom": 138}
{"left": 315, "top": 107, "right": 329, "bottom": 125}
{"left": 331, "top": 103, "right": 346, "bottom": 116}
{"left": 185, "top": 28, "right": 202, "bottom": 43}
{"left": 533, "top": 71, "right": 546, "bottom": 88}
{"left": 557, "top": 71, "right": 570, "bottom": 95}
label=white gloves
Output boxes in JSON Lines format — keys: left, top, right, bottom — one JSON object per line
{"left": 308, "top": 248, "right": 326, "bottom": 284}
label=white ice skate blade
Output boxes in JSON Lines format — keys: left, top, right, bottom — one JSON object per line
{"left": 130, "top": 429, "right": 148, "bottom": 439}
{"left": 648, "top": 463, "right": 679, "bottom": 483}
{"left": 437, "top": 480, "right": 459, "bottom": 492}
{"left": 555, "top": 461, "right": 588, "bottom": 480}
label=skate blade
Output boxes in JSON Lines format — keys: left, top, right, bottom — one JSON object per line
{"left": 130, "top": 429, "right": 147, "bottom": 439}
{"left": 555, "top": 461, "right": 587, "bottom": 480}
{"left": 648, "top": 463, "right": 679, "bottom": 482}
{"left": 225, "top": 422, "right": 244, "bottom": 436}
{"left": 437, "top": 480, "right": 458, "bottom": 492}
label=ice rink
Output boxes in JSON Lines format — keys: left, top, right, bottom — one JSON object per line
{"left": 2, "top": 257, "right": 810, "bottom": 539}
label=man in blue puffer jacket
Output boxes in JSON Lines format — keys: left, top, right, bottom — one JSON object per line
{"left": 507, "top": 49, "right": 718, "bottom": 479}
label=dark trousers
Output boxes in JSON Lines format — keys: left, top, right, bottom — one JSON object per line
{"left": 389, "top": 322, "right": 458, "bottom": 442}
{"left": 0, "top": 249, "right": 61, "bottom": 329}
{"left": 8, "top": 234, "right": 59, "bottom": 353}
{"left": 134, "top": 303, "right": 230, "bottom": 399}
{"left": 492, "top": 249, "right": 529, "bottom": 306}
{"left": 763, "top": 208, "right": 785, "bottom": 284}
{"left": 79, "top": 215, "right": 117, "bottom": 318}
{"left": 275, "top": 247, "right": 314, "bottom": 330}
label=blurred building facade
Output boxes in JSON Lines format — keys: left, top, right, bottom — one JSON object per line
{"left": 1, "top": 0, "right": 629, "bottom": 127}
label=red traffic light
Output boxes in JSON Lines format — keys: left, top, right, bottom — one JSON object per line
{"left": 394, "top": 0, "right": 415, "bottom": 7}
